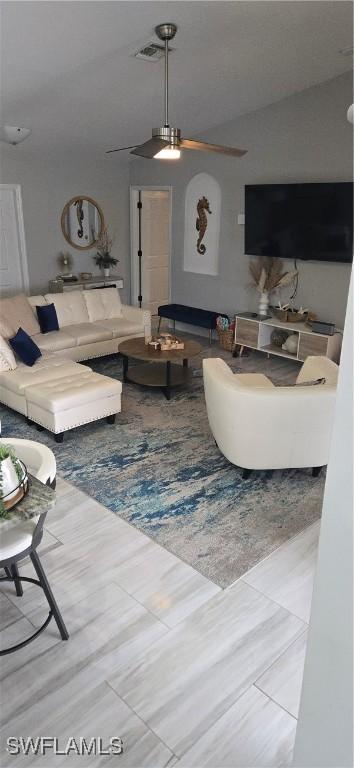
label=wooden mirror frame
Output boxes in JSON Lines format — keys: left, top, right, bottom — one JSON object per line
{"left": 61, "top": 195, "right": 104, "bottom": 251}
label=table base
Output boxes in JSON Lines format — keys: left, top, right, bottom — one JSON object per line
{"left": 123, "top": 360, "right": 192, "bottom": 400}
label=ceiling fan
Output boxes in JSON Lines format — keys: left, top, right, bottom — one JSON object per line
{"left": 106, "top": 23, "right": 247, "bottom": 160}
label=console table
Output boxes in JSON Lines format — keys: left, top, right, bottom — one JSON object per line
{"left": 48, "top": 275, "right": 124, "bottom": 293}
{"left": 234, "top": 313, "right": 342, "bottom": 363}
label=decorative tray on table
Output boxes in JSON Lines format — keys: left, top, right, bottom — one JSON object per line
{"left": 148, "top": 333, "right": 185, "bottom": 351}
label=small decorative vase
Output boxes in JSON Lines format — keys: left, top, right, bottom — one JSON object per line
{"left": 103, "top": 267, "right": 110, "bottom": 278}
{"left": 258, "top": 291, "right": 269, "bottom": 317}
{"left": 282, "top": 333, "right": 299, "bottom": 354}
{"left": 0, "top": 457, "right": 20, "bottom": 504}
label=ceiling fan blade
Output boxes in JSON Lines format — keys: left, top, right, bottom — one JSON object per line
{"left": 106, "top": 145, "right": 138, "bottom": 154}
{"left": 180, "top": 138, "right": 247, "bottom": 157}
{"left": 130, "top": 137, "right": 169, "bottom": 159}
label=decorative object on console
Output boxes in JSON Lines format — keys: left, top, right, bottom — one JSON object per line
{"left": 57, "top": 251, "right": 73, "bottom": 279}
{"left": 270, "top": 328, "right": 289, "bottom": 348}
{"left": 36, "top": 304, "right": 59, "bottom": 334}
{"left": 272, "top": 302, "right": 317, "bottom": 323}
{"left": 93, "top": 226, "right": 118, "bottom": 277}
{"left": 309, "top": 320, "right": 336, "bottom": 335}
{"left": 184, "top": 173, "right": 221, "bottom": 275}
{"left": 80, "top": 272, "right": 93, "bottom": 280}
{"left": 249, "top": 257, "right": 298, "bottom": 317}
{"left": 9, "top": 328, "right": 42, "bottom": 367}
{"left": 61, "top": 195, "right": 104, "bottom": 250}
{"left": 282, "top": 333, "right": 299, "bottom": 355}
{"left": 0, "top": 444, "right": 28, "bottom": 517}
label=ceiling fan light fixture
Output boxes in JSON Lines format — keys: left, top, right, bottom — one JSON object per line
{"left": 107, "top": 23, "right": 247, "bottom": 159}
{"left": 154, "top": 146, "right": 181, "bottom": 159}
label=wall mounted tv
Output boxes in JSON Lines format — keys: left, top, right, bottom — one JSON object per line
{"left": 245, "top": 182, "right": 353, "bottom": 263}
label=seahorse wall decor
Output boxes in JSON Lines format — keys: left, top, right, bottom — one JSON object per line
{"left": 196, "top": 196, "right": 212, "bottom": 254}
{"left": 74, "top": 199, "right": 84, "bottom": 239}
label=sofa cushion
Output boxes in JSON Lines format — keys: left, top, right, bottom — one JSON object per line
{"left": 45, "top": 292, "right": 89, "bottom": 327}
{"left": 27, "top": 295, "right": 47, "bottom": 314}
{"left": 31, "top": 330, "right": 77, "bottom": 352}
{"left": 93, "top": 318, "right": 142, "bottom": 339}
{"left": 83, "top": 287, "right": 122, "bottom": 322}
{"left": 64, "top": 323, "right": 113, "bottom": 345}
{"left": 0, "top": 294, "right": 40, "bottom": 338}
{"left": 9, "top": 327, "right": 42, "bottom": 367}
{"left": 0, "top": 335, "right": 17, "bottom": 371}
{"left": 26, "top": 371, "right": 122, "bottom": 412}
{"left": 36, "top": 303, "right": 59, "bottom": 334}
{"left": 0, "top": 357, "right": 89, "bottom": 394}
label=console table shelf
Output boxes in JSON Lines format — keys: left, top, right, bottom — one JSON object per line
{"left": 235, "top": 314, "right": 341, "bottom": 363}
{"left": 261, "top": 343, "right": 298, "bottom": 360}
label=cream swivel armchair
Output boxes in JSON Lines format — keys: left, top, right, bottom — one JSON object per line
{"left": 0, "top": 438, "right": 68, "bottom": 654}
{"left": 203, "top": 356, "right": 338, "bottom": 478}
{"left": 0, "top": 437, "right": 56, "bottom": 487}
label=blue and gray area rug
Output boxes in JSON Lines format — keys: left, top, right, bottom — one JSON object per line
{"left": 0, "top": 347, "right": 324, "bottom": 586}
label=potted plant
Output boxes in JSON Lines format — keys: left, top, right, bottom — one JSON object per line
{"left": 93, "top": 227, "right": 118, "bottom": 277}
{"left": 249, "top": 257, "right": 298, "bottom": 317}
{"left": 0, "top": 444, "right": 26, "bottom": 518}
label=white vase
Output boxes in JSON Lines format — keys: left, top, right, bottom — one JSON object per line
{"left": 258, "top": 291, "right": 269, "bottom": 317}
{"left": 1, "top": 457, "right": 20, "bottom": 504}
{"left": 103, "top": 267, "right": 110, "bottom": 278}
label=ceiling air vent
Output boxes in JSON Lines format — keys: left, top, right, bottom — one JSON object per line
{"left": 339, "top": 46, "right": 354, "bottom": 56}
{"left": 135, "top": 42, "right": 171, "bottom": 62}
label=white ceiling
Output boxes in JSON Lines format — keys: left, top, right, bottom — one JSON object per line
{"left": 1, "top": 1, "right": 353, "bottom": 158}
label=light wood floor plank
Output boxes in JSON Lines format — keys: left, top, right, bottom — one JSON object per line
{"left": 0, "top": 582, "right": 167, "bottom": 727}
{"left": 242, "top": 521, "right": 320, "bottom": 622}
{"left": 1, "top": 680, "right": 173, "bottom": 768}
{"left": 177, "top": 685, "right": 296, "bottom": 767}
{"left": 255, "top": 630, "right": 308, "bottom": 718}
{"left": 108, "top": 580, "right": 305, "bottom": 756}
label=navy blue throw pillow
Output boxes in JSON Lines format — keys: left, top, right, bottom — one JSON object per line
{"left": 36, "top": 303, "right": 59, "bottom": 334}
{"left": 9, "top": 327, "right": 42, "bottom": 367}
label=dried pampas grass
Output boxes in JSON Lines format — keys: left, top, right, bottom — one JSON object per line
{"left": 249, "top": 257, "right": 297, "bottom": 293}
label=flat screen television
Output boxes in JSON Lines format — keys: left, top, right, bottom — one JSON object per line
{"left": 244, "top": 182, "right": 353, "bottom": 263}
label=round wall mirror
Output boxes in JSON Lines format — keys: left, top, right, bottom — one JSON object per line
{"left": 61, "top": 195, "right": 104, "bottom": 250}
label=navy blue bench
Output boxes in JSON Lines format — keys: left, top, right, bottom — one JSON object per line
{"left": 158, "top": 303, "right": 227, "bottom": 344}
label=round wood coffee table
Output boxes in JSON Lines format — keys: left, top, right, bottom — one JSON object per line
{"left": 119, "top": 337, "right": 202, "bottom": 400}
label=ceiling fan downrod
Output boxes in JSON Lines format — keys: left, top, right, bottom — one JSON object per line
{"left": 155, "top": 23, "right": 178, "bottom": 132}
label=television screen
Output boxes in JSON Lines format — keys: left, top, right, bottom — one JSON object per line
{"left": 244, "top": 182, "right": 353, "bottom": 263}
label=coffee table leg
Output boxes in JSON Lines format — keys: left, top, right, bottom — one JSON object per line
{"left": 123, "top": 355, "right": 129, "bottom": 383}
{"left": 165, "top": 361, "right": 171, "bottom": 400}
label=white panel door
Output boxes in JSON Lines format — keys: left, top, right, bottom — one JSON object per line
{"left": 0, "top": 185, "right": 29, "bottom": 296}
{"left": 131, "top": 189, "right": 170, "bottom": 315}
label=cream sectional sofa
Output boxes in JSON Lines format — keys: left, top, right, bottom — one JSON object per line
{"left": 0, "top": 288, "right": 150, "bottom": 442}
{"left": 28, "top": 287, "right": 150, "bottom": 361}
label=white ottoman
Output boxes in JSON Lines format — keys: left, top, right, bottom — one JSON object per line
{"left": 25, "top": 370, "right": 122, "bottom": 442}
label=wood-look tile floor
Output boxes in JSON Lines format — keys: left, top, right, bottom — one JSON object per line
{"left": 0, "top": 478, "right": 320, "bottom": 768}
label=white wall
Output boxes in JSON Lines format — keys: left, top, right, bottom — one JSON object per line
{"left": 130, "top": 72, "right": 353, "bottom": 327}
{"left": 293, "top": 270, "right": 353, "bottom": 766}
{"left": 0, "top": 149, "right": 131, "bottom": 302}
